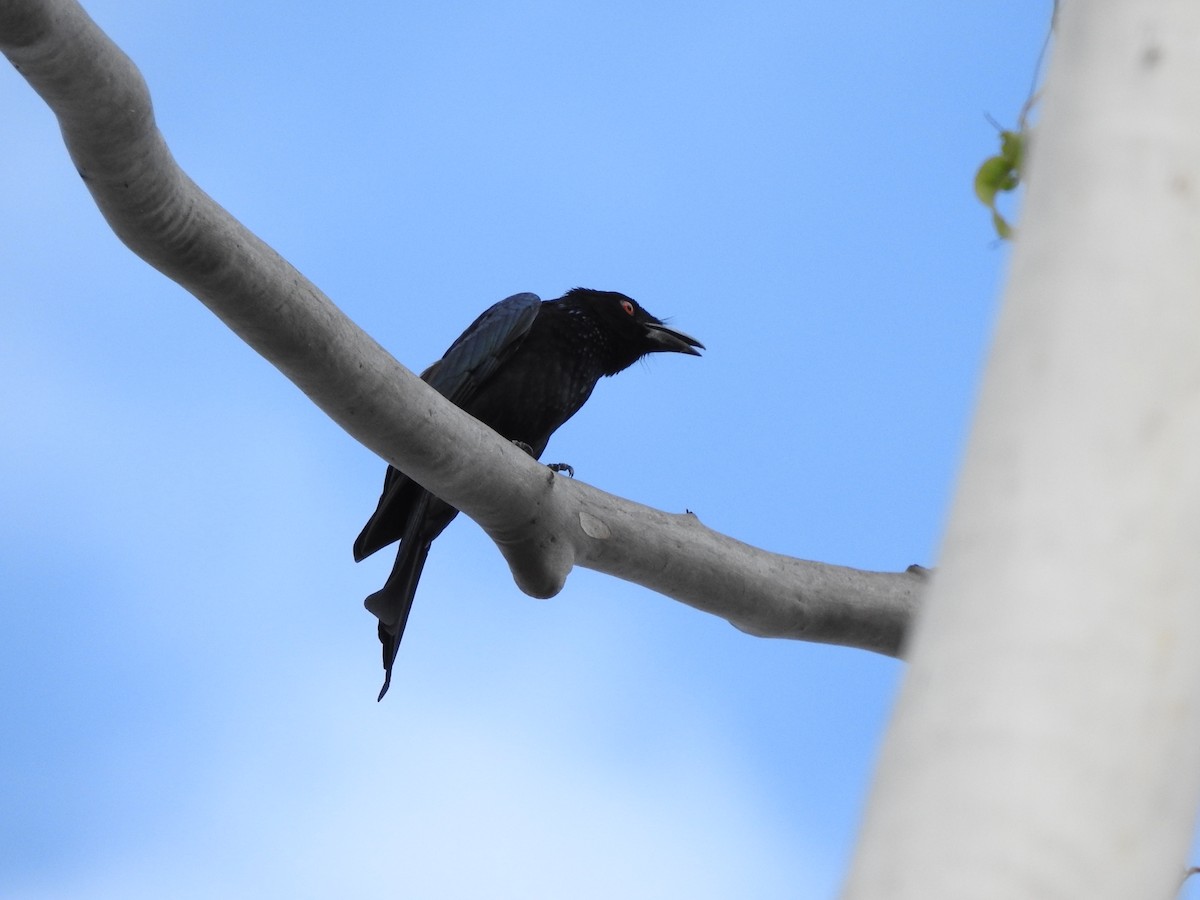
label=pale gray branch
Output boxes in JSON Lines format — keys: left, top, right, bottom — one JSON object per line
{"left": 0, "top": 0, "right": 921, "bottom": 656}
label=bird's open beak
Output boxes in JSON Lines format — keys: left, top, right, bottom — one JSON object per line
{"left": 644, "top": 322, "right": 704, "bottom": 356}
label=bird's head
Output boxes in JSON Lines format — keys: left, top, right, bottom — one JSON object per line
{"left": 561, "top": 287, "right": 704, "bottom": 373}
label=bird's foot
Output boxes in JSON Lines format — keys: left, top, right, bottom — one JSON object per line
{"left": 509, "top": 439, "right": 572, "bottom": 476}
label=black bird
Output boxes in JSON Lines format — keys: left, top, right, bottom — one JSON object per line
{"left": 354, "top": 288, "right": 703, "bottom": 700}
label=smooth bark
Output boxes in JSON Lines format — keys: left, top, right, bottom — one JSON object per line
{"left": 844, "top": 2, "right": 1200, "bottom": 897}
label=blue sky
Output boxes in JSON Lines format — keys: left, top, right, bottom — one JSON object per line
{"left": 9, "top": 2, "right": 1188, "bottom": 898}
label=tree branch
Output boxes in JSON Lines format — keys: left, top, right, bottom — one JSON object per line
{"left": 0, "top": 0, "right": 921, "bottom": 655}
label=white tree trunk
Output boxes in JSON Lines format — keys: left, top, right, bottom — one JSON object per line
{"left": 844, "top": 2, "right": 1200, "bottom": 897}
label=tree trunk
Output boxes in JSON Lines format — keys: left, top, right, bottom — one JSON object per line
{"left": 844, "top": 2, "right": 1200, "bottom": 897}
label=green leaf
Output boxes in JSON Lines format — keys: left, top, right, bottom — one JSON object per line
{"left": 991, "top": 209, "right": 1012, "bottom": 240}
{"left": 975, "top": 127, "right": 1025, "bottom": 240}
{"left": 974, "top": 155, "right": 1013, "bottom": 207}
{"left": 999, "top": 129, "right": 1024, "bottom": 171}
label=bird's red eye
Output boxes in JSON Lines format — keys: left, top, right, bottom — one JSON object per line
{"left": 620, "top": 300, "right": 635, "bottom": 316}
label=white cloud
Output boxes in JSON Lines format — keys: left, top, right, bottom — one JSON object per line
{"left": 15, "top": 659, "right": 833, "bottom": 900}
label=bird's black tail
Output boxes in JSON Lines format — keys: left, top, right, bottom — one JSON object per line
{"left": 362, "top": 490, "right": 438, "bottom": 701}
{"left": 366, "top": 534, "right": 432, "bottom": 701}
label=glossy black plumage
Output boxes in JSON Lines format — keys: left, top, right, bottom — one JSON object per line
{"left": 355, "top": 288, "right": 702, "bottom": 699}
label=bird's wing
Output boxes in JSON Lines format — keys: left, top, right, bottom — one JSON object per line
{"left": 421, "top": 292, "right": 541, "bottom": 405}
{"left": 353, "top": 293, "right": 542, "bottom": 561}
